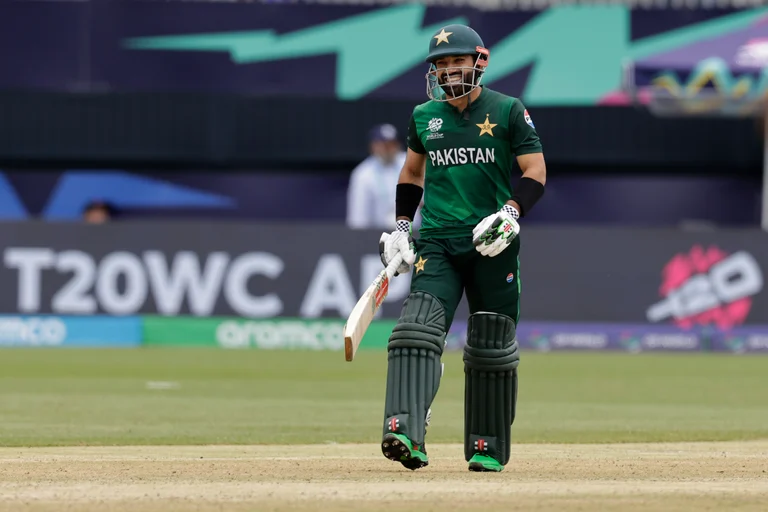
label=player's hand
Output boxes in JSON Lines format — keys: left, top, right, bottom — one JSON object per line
{"left": 379, "top": 220, "right": 416, "bottom": 276}
{"left": 472, "top": 205, "right": 520, "bottom": 257}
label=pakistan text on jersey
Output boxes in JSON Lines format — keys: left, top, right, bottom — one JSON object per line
{"left": 428, "top": 148, "right": 496, "bottom": 167}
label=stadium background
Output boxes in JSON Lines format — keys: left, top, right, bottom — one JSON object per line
{"left": 2, "top": 3, "right": 768, "bottom": 510}
{"left": 0, "top": 0, "right": 765, "bottom": 353}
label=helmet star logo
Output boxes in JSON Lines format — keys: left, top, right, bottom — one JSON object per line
{"left": 433, "top": 29, "right": 452, "bottom": 46}
{"left": 476, "top": 113, "right": 497, "bottom": 137}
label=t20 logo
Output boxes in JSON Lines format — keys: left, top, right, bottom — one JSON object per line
{"left": 646, "top": 246, "right": 764, "bottom": 329}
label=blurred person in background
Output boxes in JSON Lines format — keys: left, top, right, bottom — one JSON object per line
{"left": 346, "top": 123, "right": 417, "bottom": 230}
{"left": 82, "top": 200, "right": 116, "bottom": 224}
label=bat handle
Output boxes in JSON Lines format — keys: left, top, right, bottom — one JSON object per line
{"left": 385, "top": 253, "right": 404, "bottom": 280}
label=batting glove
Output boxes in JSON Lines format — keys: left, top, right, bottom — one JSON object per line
{"left": 472, "top": 205, "right": 520, "bottom": 257}
{"left": 379, "top": 220, "right": 416, "bottom": 276}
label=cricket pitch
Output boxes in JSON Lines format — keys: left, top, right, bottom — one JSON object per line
{"left": 1, "top": 441, "right": 766, "bottom": 512}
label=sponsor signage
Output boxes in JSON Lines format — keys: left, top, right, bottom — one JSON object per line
{"left": 0, "top": 223, "right": 765, "bottom": 330}
{"left": 0, "top": 315, "right": 141, "bottom": 347}
{"left": 448, "top": 321, "right": 768, "bottom": 354}
{"left": 646, "top": 246, "right": 763, "bottom": 330}
{"left": 142, "top": 316, "right": 395, "bottom": 350}
{"left": 0, "top": 223, "right": 413, "bottom": 319}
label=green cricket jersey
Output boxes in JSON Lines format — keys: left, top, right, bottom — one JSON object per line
{"left": 407, "top": 87, "right": 542, "bottom": 239}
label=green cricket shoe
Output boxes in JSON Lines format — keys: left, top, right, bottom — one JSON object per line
{"left": 381, "top": 433, "right": 429, "bottom": 470}
{"left": 468, "top": 453, "right": 504, "bottom": 472}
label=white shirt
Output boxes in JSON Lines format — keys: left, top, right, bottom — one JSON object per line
{"left": 347, "top": 151, "right": 413, "bottom": 230}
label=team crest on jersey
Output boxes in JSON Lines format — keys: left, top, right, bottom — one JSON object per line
{"left": 476, "top": 113, "right": 497, "bottom": 137}
{"left": 524, "top": 109, "right": 535, "bottom": 128}
{"left": 427, "top": 118, "right": 444, "bottom": 140}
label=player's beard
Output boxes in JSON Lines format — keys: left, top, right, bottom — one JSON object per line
{"left": 438, "top": 67, "right": 476, "bottom": 99}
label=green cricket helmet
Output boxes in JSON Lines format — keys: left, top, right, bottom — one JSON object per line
{"left": 425, "top": 24, "right": 490, "bottom": 102}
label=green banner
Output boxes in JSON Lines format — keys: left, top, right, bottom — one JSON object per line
{"left": 142, "top": 316, "right": 395, "bottom": 350}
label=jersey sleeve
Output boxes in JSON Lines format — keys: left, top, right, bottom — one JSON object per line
{"left": 508, "top": 100, "right": 543, "bottom": 156}
{"left": 406, "top": 113, "right": 426, "bottom": 154}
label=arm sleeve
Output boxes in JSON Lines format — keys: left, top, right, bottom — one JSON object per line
{"left": 346, "top": 164, "right": 372, "bottom": 229}
{"left": 508, "top": 100, "right": 543, "bottom": 156}
{"left": 406, "top": 113, "right": 426, "bottom": 154}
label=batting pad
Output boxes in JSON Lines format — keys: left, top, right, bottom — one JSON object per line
{"left": 463, "top": 312, "right": 520, "bottom": 465}
{"left": 383, "top": 291, "right": 446, "bottom": 448}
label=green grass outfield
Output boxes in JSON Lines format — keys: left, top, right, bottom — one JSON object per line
{"left": 0, "top": 348, "right": 766, "bottom": 447}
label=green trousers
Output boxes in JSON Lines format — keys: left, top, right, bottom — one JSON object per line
{"left": 409, "top": 235, "right": 521, "bottom": 330}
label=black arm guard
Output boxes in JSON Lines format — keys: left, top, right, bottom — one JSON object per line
{"left": 396, "top": 183, "right": 423, "bottom": 221}
{"left": 511, "top": 177, "right": 545, "bottom": 217}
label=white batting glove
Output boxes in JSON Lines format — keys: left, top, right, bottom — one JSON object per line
{"left": 379, "top": 220, "right": 416, "bottom": 276}
{"left": 472, "top": 205, "right": 520, "bottom": 257}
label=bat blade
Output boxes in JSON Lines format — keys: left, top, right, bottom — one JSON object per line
{"left": 343, "top": 253, "right": 402, "bottom": 362}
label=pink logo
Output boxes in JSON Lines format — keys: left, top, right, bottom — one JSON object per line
{"left": 650, "top": 245, "right": 763, "bottom": 330}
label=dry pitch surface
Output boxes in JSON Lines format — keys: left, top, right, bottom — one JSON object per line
{"left": 0, "top": 441, "right": 767, "bottom": 512}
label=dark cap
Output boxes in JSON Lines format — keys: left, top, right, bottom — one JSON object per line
{"left": 369, "top": 123, "right": 399, "bottom": 142}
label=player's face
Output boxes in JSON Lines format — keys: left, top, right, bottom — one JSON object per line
{"left": 434, "top": 55, "right": 476, "bottom": 98}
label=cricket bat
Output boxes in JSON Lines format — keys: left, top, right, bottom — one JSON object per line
{"left": 343, "top": 252, "right": 403, "bottom": 362}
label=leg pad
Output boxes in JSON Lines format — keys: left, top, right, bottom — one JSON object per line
{"left": 383, "top": 291, "right": 446, "bottom": 448}
{"left": 463, "top": 311, "right": 520, "bottom": 465}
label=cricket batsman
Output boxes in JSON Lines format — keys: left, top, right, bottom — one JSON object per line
{"left": 378, "top": 24, "right": 546, "bottom": 472}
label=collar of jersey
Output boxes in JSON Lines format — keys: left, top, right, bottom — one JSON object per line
{"left": 442, "top": 86, "right": 487, "bottom": 116}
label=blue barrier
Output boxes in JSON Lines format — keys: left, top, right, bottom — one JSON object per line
{"left": 0, "top": 315, "right": 142, "bottom": 347}
{"left": 447, "top": 321, "right": 768, "bottom": 354}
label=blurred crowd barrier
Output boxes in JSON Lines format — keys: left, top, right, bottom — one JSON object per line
{"left": 0, "top": 169, "right": 760, "bottom": 226}
{"left": 0, "top": 220, "right": 765, "bottom": 353}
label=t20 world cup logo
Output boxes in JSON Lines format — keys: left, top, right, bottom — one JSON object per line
{"left": 646, "top": 245, "right": 764, "bottom": 329}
